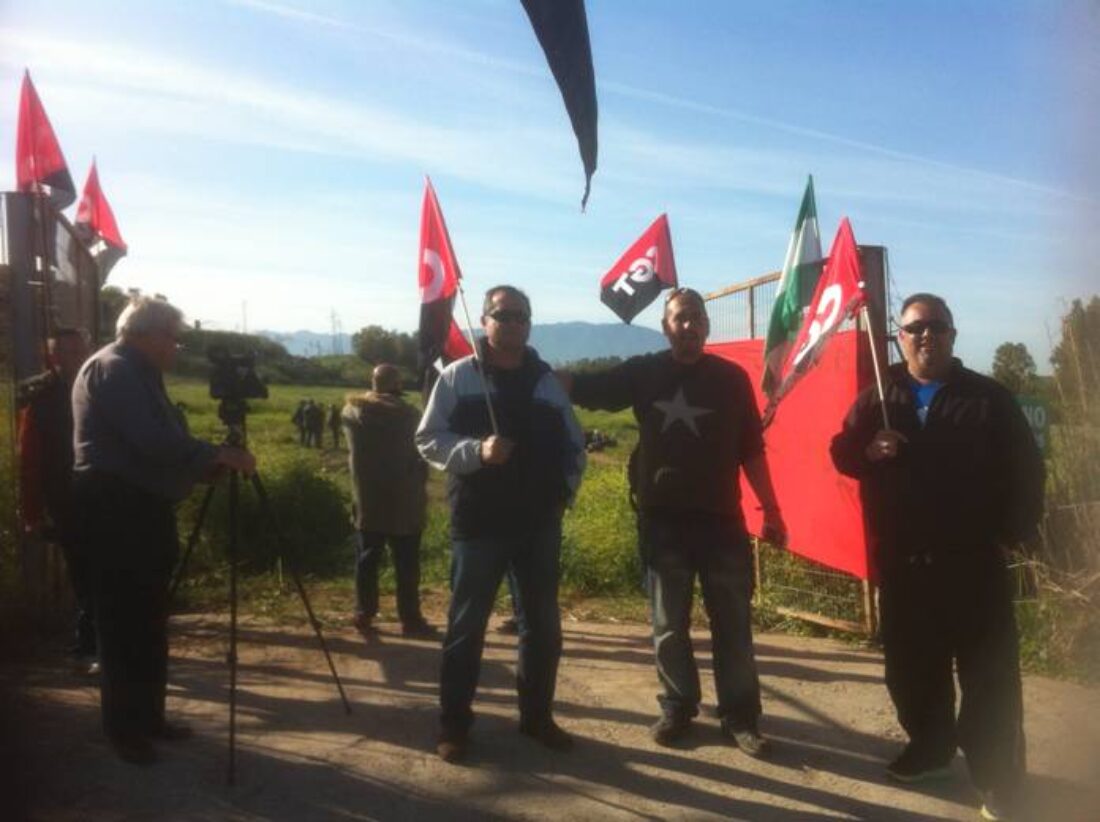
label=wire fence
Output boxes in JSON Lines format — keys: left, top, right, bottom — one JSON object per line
{"left": 705, "top": 272, "right": 876, "bottom": 635}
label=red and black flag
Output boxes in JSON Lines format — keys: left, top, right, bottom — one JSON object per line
{"left": 763, "top": 218, "right": 867, "bottom": 425}
{"left": 599, "top": 214, "right": 678, "bottom": 324}
{"left": 15, "top": 70, "right": 76, "bottom": 209}
{"left": 521, "top": 0, "right": 598, "bottom": 209}
{"left": 418, "top": 178, "right": 473, "bottom": 371}
{"left": 75, "top": 160, "right": 128, "bottom": 284}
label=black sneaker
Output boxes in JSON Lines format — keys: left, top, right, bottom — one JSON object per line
{"left": 650, "top": 713, "right": 692, "bottom": 747}
{"left": 885, "top": 745, "right": 954, "bottom": 783}
{"left": 721, "top": 721, "right": 771, "bottom": 758}
{"left": 496, "top": 617, "right": 519, "bottom": 635}
{"left": 519, "top": 717, "right": 574, "bottom": 752}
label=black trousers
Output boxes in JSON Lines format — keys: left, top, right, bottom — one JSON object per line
{"left": 75, "top": 473, "right": 178, "bottom": 742}
{"left": 354, "top": 530, "right": 423, "bottom": 625}
{"left": 879, "top": 549, "right": 1025, "bottom": 793}
{"left": 59, "top": 535, "right": 96, "bottom": 655}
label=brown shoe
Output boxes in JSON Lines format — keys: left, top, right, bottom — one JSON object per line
{"left": 354, "top": 613, "right": 378, "bottom": 641}
{"left": 152, "top": 721, "right": 194, "bottom": 742}
{"left": 519, "top": 717, "right": 574, "bottom": 752}
{"left": 436, "top": 729, "right": 468, "bottom": 763}
{"left": 109, "top": 736, "right": 158, "bottom": 766}
{"left": 402, "top": 619, "right": 439, "bottom": 638}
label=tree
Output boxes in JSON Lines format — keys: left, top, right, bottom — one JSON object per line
{"left": 98, "top": 285, "right": 130, "bottom": 338}
{"left": 351, "top": 325, "right": 418, "bottom": 371}
{"left": 992, "top": 342, "right": 1037, "bottom": 395}
{"left": 1050, "top": 296, "right": 1100, "bottom": 412}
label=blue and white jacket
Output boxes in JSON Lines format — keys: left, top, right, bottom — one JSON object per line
{"left": 416, "top": 344, "right": 585, "bottom": 540}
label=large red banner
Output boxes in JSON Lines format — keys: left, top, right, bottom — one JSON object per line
{"left": 709, "top": 331, "right": 869, "bottom": 579}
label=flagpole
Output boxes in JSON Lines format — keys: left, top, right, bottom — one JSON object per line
{"left": 454, "top": 281, "right": 500, "bottom": 436}
{"left": 860, "top": 303, "right": 891, "bottom": 431}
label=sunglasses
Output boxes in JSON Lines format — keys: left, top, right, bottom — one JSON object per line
{"left": 487, "top": 309, "right": 530, "bottom": 325}
{"left": 900, "top": 319, "right": 952, "bottom": 336}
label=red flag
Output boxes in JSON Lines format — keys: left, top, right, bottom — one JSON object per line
{"left": 75, "top": 160, "right": 127, "bottom": 283}
{"left": 15, "top": 71, "right": 76, "bottom": 209}
{"left": 418, "top": 178, "right": 472, "bottom": 368}
{"left": 599, "top": 213, "right": 678, "bottom": 324}
{"left": 765, "top": 217, "right": 866, "bottom": 422}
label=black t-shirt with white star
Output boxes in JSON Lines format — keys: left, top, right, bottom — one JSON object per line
{"left": 572, "top": 351, "right": 764, "bottom": 517}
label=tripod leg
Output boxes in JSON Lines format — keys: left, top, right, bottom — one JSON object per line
{"left": 169, "top": 481, "right": 217, "bottom": 602}
{"left": 248, "top": 471, "right": 353, "bottom": 715}
{"left": 227, "top": 471, "right": 240, "bottom": 786}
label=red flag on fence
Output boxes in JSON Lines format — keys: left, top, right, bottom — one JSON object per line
{"left": 764, "top": 217, "right": 866, "bottom": 423}
{"left": 75, "top": 160, "right": 128, "bottom": 283}
{"left": 418, "top": 178, "right": 473, "bottom": 369}
{"left": 15, "top": 71, "right": 76, "bottom": 209}
{"left": 599, "top": 213, "right": 678, "bottom": 324}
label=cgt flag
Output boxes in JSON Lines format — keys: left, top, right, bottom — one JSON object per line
{"left": 600, "top": 214, "right": 677, "bottom": 324}
{"left": 418, "top": 178, "right": 473, "bottom": 371}
{"left": 15, "top": 70, "right": 76, "bottom": 209}
{"left": 75, "top": 160, "right": 128, "bottom": 284}
{"left": 764, "top": 217, "right": 866, "bottom": 424}
{"left": 520, "top": 0, "right": 598, "bottom": 209}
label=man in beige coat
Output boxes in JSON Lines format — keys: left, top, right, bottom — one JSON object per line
{"left": 343, "top": 364, "right": 433, "bottom": 638}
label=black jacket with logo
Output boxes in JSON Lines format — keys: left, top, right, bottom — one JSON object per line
{"left": 830, "top": 359, "right": 1044, "bottom": 576}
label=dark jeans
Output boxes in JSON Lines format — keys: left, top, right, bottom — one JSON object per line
{"left": 641, "top": 510, "right": 762, "bottom": 730}
{"left": 440, "top": 520, "right": 563, "bottom": 734}
{"left": 59, "top": 537, "right": 96, "bottom": 656}
{"left": 75, "top": 472, "right": 178, "bottom": 742}
{"left": 880, "top": 550, "right": 1025, "bottom": 793}
{"left": 355, "top": 531, "right": 423, "bottom": 625}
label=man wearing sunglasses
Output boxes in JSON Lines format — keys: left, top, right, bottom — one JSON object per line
{"left": 557, "top": 288, "right": 785, "bottom": 758}
{"left": 417, "top": 285, "right": 586, "bottom": 763}
{"left": 830, "top": 293, "right": 1043, "bottom": 821}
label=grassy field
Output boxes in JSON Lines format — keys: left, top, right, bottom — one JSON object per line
{"left": 166, "top": 377, "right": 647, "bottom": 622}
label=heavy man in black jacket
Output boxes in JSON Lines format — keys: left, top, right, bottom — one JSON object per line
{"left": 830, "top": 294, "right": 1044, "bottom": 821}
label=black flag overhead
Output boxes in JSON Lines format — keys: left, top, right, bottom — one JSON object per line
{"left": 521, "top": 0, "right": 598, "bottom": 209}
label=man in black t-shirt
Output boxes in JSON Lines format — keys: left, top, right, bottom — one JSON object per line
{"left": 559, "top": 288, "right": 786, "bottom": 756}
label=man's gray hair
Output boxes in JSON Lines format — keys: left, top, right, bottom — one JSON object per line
{"left": 116, "top": 296, "right": 186, "bottom": 340}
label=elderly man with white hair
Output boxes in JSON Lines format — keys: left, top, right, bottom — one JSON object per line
{"left": 71, "top": 295, "right": 255, "bottom": 765}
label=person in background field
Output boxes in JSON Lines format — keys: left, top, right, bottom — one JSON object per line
{"left": 342, "top": 364, "right": 433, "bottom": 639}
{"left": 417, "top": 285, "right": 586, "bottom": 764}
{"left": 17, "top": 328, "right": 93, "bottom": 666}
{"left": 71, "top": 296, "right": 256, "bottom": 766}
{"left": 557, "top": 287, "right": 785, "bottom": 759}
{"left": 328, "top": 402, "right": 342, "bottom": 448}
{"left": 291, "top": 399, "right": 308, "bottom": 445}
{"left": 305, "top": 399, "right": 325, "bottom": 448}
{"left": 830, "top": 293, "right": 1044, "bottom": 822}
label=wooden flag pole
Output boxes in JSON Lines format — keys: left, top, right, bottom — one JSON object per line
{"left": 860, "top": 302, "right": 891, "bottom": 431}
{"left": 455, "top": 281, "right": 500, "bottom": 436}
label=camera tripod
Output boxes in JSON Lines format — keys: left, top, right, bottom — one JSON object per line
{"left": 169, "top": 397, "right": 352, "bottom": 786}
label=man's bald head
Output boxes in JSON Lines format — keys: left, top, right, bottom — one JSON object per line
{"left": 372, "top": 363, "right": 401, "bottom": 394}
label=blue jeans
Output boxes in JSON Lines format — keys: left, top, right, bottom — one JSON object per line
{"left": 355, "top": 531, "right": 423, "bottom": 626}
{"left": 440, "top": 520, "right": 563, "bottom": 734}
{"left": 641, "top": 510, "right": 762, "bottom": 730}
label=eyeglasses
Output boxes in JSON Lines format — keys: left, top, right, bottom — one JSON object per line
{"left": 900, "top": 319, "right": 952, "bottom": 336}
{"left": 487, "top": 309, "right": 530, "bottom": 325}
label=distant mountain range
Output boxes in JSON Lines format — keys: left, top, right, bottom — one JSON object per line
{"left": 257, "top": 322, "right": 666, "bottom": 365}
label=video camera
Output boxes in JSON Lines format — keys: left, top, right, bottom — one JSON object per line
{"left": 208, "top": 346, "right": 268, "bottom": 402}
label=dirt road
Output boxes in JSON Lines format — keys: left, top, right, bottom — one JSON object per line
{"left": 7, "top": 613, "right": 1099, "bottom": 821}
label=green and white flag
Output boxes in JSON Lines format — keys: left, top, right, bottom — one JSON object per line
{"left": 762, "top": 176, "right": 822, "bottom": 398}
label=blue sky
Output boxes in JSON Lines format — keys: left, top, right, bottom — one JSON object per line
{"left": 1, "top": 0, "right": 1097, "bottom": 371}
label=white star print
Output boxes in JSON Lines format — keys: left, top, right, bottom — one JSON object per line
{"left": 653, "top": 387, "right": 713, "bottom": 436}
